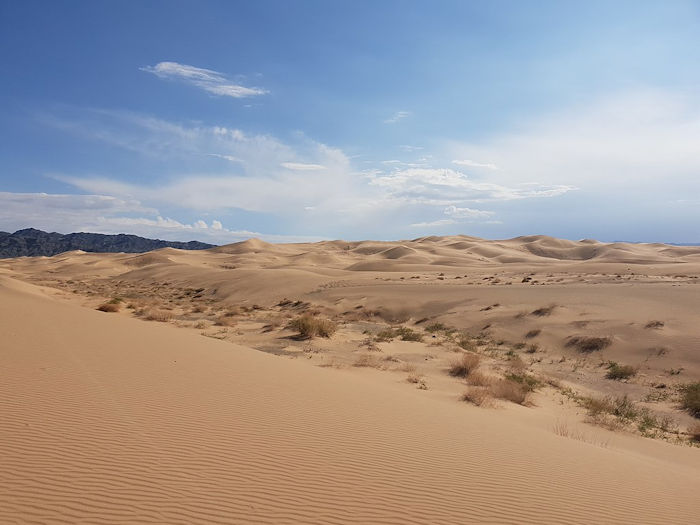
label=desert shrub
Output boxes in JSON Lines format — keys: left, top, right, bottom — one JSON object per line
{"left": 461, "top": 387, "right": 490, "bottom": 406}
{"left": 353, "top": 354, "right": 380, "bottom": 368}
{"left": 457, "top": 334, "right": 476, "bottom": 351}
{"left": 407, "top": 373, "right": 428, "bottom": 389}
{"left": 375, "top": 326, "right": 423, "bottom": 342}
{"left": 525, "top": 343, "right": 539, "bottom": 354}
{"left": 395, "top": 326, "right": 423, "bottom": 342}
{"left": 525, "top": 329, "right": 541, "bottom": 339}
{"left": 679, "top": 382, "right": 700, "bottom": 417}
{"left": 466, "top": 371, "right": 492, "bottom": 387}
{"left": 612, "top": 395, "right": 639, "bottom": 421}
{"left": 565, "top": 335, "right": 612, "bottom": 353}
{"left": 531, "top": 305, "right": 555, "bottom": 317}
{"left": 144, "top": 309, "right": 173, "bottom": 322}
{"left": 644, "top": 320, "right": 665, "bottom": 329}
{"left": 605, "top": 362, "right": 637, "bottom": 380}
{"left": 288, "top": 314, "right": 337, "bottom": 339}
{"left": 490, "top": 379, "right": 529, "bottom": 405}
{"left": 689, "top": 423, "right": 700, "bottom": 442}
{"left": 448, "top": 353, "right": 481, "bottom": 378}
{"left": 375, "top": 328, "right": 396, "bottom": 342}
{"left": 504, "top": 372, "right": 541, "bottom": 392}
{"left": 425, "top": 322, "right": 451, "bottom": 333}
{"left": 582, "top": 396, "right": 615, "bottom": 419}
{"left": 406, "top": 372, "right": 423, "bottom": 383}
{"left": 637, "top": 409, "right": 659, "bottom": 433}
{"left": 96, "top": 302, "right": 120, "bottom": 313}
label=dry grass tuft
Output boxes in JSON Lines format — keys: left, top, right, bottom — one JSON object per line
{"left": 490, "top": 379, "right": 529, "bottom": 405}
{"left": 353, "top": 353, "right": 381, "bottom": 368}
{"left": 565, "top": 335, "right": 612, "bottom": 353}
{"left": 466, "top": 371, "right": 492, "bottom": 387}
{"left": 524, "top": 329, "right": 541, "bottom": 339}
{"left": 605, "top": 362, "right": 638, "bottom": 381}
{"left": 96, "top": 302, "right": 120, "bottom": 313}
{"left": 644, "top": 320, "right": 665, "bottom": 329}
{"left": 288, "top": 314, "right": 337, "bottom": 339}
{"left": 448, "top": 353, "right": 481, "bottom": 378}
{"left": 143, "top": 309, "right": 173, "bottom": 322}
{"left": 461, "top": 387, "right": 491, "bottom": 406}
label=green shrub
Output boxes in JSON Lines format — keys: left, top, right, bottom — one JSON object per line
{"left": 504, "top": 373, "right": 541, "bottom": 392}
{"left": 680, "top": 382, "right": 700, "bottom": 418}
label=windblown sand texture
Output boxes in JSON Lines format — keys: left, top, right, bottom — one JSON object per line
{"left": 1, "top": 235, "right": 699, "bottom": 523}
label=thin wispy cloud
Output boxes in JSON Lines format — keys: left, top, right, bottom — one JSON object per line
{"left": 370, "top": 167, "right": 575, "bottom": 203}
{"left": 141, "top": 61, "right": 268, "bottom": 98}
{"left": 281, "top": 162, "right": 326, "bottom": 171}
{"left": 444, "top": 205, "right": 495, "bottom": 219}
{"left": 452, "top": 159, "right": 498, "bottom": 170}
{"left": 383, "top": 111, "right": 411, "bottom": 124}
{"left": 411, "top": 219, "right": 456, "bottom": 228}
{"left": 208, "top": 153, "right": 242, "bottom": 163}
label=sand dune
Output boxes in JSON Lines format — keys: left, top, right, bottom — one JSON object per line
{"left": 1, "top": 275, "right": 699, "bottom": 524}
{"left": 1, "top": 234, "right": 699, "bottom": 523}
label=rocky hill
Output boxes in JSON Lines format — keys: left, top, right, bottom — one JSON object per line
{"left": 0, "top": 228, "right": 215, "bottom": 258}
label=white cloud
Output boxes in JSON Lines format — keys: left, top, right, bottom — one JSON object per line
{"left": 411, "top": 219, "right": 457, "bottom": 228}
{"left": 0, "top": 191, "right": 321, "bottom": 244}
{"left": 208, "top": 153, "right": 242, "bottom": 163}
{"left": 452, "top": 159, "right": 498, "bottom": 170}
{"left": 141, "top": 61, "right": 267, "bottom": 98}
{"left": 281, "top": 162, "right": 326, "bottom": 171}
{"left": 383, "top": 111, "right": 411, "bottom": 124}
{"left": 41, "top": 107, "right": 582, "bottom": 239}
{"left": 446, "top": 90, "right": 700, "bottom": 194}
{"left": 444, "top": 205, "right": 495, "bottom": 219}
{"left": 370, "top": 168, "right": 575, "bottom": 203}
{"left": 399, "top": 145, "right": 423, "bottom": 152}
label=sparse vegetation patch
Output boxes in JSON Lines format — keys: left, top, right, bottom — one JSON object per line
{"left": 605, "top": 362, "right": 638, "bottom": 381}
{"left": 565, "top": 335, "right": 612, "bottom": 353}
{"left": 679, "top": 382, "right": 700, "bottom": 418}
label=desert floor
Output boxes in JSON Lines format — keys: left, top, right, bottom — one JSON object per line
{"left": 1, "top": 235, "right": 699, "bottom": 523}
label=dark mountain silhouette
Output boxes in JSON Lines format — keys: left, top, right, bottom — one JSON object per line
{"left": 0, "top": 228, "right": 215, "bottom": 258}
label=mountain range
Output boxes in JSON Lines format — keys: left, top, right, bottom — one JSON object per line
{"left": 0, "top": 228, "right": 215, "bottom": 258}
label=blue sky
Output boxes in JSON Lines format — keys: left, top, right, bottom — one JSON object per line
{"left": 2, "top": 1, "right": 700, "bottom": 243}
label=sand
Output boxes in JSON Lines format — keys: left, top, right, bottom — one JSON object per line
{"left": 1, "top": 235, "right": 699, "bottom": 523}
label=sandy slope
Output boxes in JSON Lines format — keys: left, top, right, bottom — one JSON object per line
{"left": 1, "top": 274, "right": 700, "bottom": 524}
